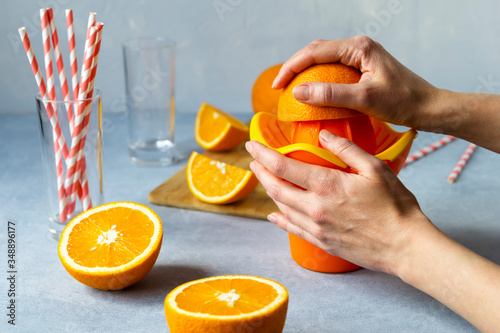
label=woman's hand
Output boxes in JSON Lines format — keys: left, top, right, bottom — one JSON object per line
{"left": 272, "top": 36, "right": 441, "bottom": 131}
{"left": 245, "top": 131, "right": 430, "bottom": 275}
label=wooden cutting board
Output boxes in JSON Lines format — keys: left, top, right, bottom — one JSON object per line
{"left": 148, "top": 141, "right": 278, "bottom": 220}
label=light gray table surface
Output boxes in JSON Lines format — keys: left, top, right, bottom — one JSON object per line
{"left": 1, "top": 112, "right": 499, "bottom": 333}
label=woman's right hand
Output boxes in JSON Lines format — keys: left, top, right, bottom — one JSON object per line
{"left": 272, "top": 36, "right": 441, "bottom": 130}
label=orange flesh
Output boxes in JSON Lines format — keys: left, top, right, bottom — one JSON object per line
{"left": 175, "top": 278, "right": 278, "bottom": 315}
{"left": 199, "top": 109, "right": 228, "bottom": 143}
{"left": 66, "top": 207, "right": 154, "bottom": 268}
{"left": 190, "top": 155, "right": 248, "bottom": 197}
{"left": 290, "top": 115, "right": 376, "bottom": 155}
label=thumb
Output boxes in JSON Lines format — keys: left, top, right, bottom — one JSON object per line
{"left": 319, "top": 129, "right": 383, "bottom": 175}
{"left": 293, "top": 82, "right": 366, "bottom": 110}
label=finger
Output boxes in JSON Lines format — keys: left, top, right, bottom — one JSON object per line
{"left": 250, "top": 160, "right": 308, "bottom": 211}
{"left": 319, "top": 130, "right": 385, "bottom": 176}
{"left": 292, "top": 81, "right": 371, "bottom": 111}
{"left": 272, "top": 36, "right": 376, "bottom": 89}
{"left": 246, "top": 140, "right": 320, "bottom": 190}
{"left": 267, "top": 203, "right": 325, "bottom": 250}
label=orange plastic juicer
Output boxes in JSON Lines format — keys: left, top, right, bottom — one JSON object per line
{"left": 249, "top": 112, "right": 417, "bottom": 273}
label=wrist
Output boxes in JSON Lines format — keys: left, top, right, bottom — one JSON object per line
{"left": 390, "top": 214, "right": 442, "bottom": 283}
{"left": 413, "top": 88, "right": 456, "bottom": 132}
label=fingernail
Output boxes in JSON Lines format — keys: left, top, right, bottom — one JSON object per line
{"left": 319, "top": 129, "right": 336, "bottom": 142}
{"left": 271, "top": 77, "right": 278, "bottom": 89}
{"left": 267, "top": 213, "right": 278, "bottom": 223}
{"left": 293, "top": 84, "right": 310, "bottom": 101}
{"left": 249, "top": 161, "right": 255, "bottom": 172}
{"left": 245, "top": 141, "right": 253, "bottom": 154}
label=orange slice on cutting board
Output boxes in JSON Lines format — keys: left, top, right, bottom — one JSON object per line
{"left": 195, "top": 102, "right": 249, "bottom": 151}
{"left": 164, "top": 275, "right": 289, "bottom": 333}
{"left": 58, "top": 201, "right": 163, "bottom": 290}
{"left": 186, "top": 152, "right": 258, "bottom": 204}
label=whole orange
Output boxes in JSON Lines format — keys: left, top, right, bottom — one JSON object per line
{"left": 277, "top": 62, "right": 362, "bottom": 121}
{"left": 251, "top": 64, "right": 283, "bottom": 115}
{"left": 279, "top": 63, "right": 376, "bottom": 154}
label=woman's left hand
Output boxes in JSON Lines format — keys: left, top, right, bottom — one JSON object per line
{"left": 246, "top": 130, "right": 429, "bottom": 275}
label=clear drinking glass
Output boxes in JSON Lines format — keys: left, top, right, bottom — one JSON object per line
{"left": 35, "top": 89, "right": 104, "bottom": 240}
{"left": 123, "top": 37, "right": 177, "bottom": 166}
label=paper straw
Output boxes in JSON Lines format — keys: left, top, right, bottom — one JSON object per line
{"left": 77, "top": 22, "right": 104, "bottom": 211}
{"left": 65, "top": 22, "right": 102, "bottom": 215}
{"left": 82, "top": 12, "right": 96, "bottom": 73}
{"left": 448, "top": 143, "right": 477, "bottom": 183}
{"left": 47, "top": 8, "right": 75, "bottom": 133}
{"left": 64, "top": 25, "right": 98, "bottom": 215}
{"left": 404, "top": 135, "right": 456, "bottom": 166}
{"left": 62, "top": 11, "right": 97, "bottom": 216}
{"left": 40, "top": 10, "right": 66, "bottom": 221}
{"left": 65, "top": 9, "right": 79, "bottom": 102}
{"left": 19, "top": 27, "right": 69, "bottom": 221}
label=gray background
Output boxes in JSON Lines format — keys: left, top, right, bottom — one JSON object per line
{"left": 2, "top": 0, "right": 500, "bottom": 114}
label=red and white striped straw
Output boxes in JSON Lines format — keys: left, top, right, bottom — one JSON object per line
{"left": 65, "top": 9, "right": 79, "bottom": 102}
{"left": 82, "top": 12, "right": 96, "bottom": 74}
{"left": 19, "top": 27, "right": 69, "bottom": 221}
{"left": 78, "top": 22, "right": 104, "bottom": 211}
{"left": 47, "top": 8, "right": 75, "bottom": 133}
{"left": 448, "top": 143, "right": 477, "bottom": 183}
{"left": 68, "top": 22, "right": 103, "bottom": 213}
{"left": 40, "top": 9, "right": 56, "bottom": 102}
{"left": 64, "top": 24, "right": 98, "bottom": 215}
{"left": 40, "top": 9, "right": 66, "bottom": 221}
{"left": 404, "top": 135, "right": 456, "bottom": 166}
{"left": 64, "top": 22, "right": 100, "bottom": 216}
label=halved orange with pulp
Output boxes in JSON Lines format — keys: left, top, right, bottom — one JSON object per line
{"left": 58, "top": 201, "right": 163, "bottom": 290}
{"left": 165, "top": 275, "right": 288, "bottom": 333}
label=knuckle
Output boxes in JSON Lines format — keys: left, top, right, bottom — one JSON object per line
{"left": 322, "top": 84, "right": 335, "bottom": 105}
{"left": 295, "top": 226, "right": 306, "bottom": 240}
{"left": 267, "top": 184, "right": 281, "bottom": 200}
{"left": 334, "top": 137, "right": 355, "bottom": 155}
{"left": 308, "top": 204, "right": 327, "bottom": 225}
{"left": 312, "top": 84, "right": 334, "bottom": 105}
{"left": 311, "top": 227, "right": 328, "bottom": 243}
{"left": 310, "top": 38, "right": 325, "bottom": 45}
{"left": 354, "top": 35, "right": 377, "bottom": 54}
{"left": 303, "top": 42, "right": 319, "bottom": 56}
{"left": 268, "top": 158, "right": 287, "bottom": 178}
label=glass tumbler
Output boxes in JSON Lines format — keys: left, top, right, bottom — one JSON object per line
{"left": 35, "top": 89, "right": 104, "bottom": 240}
{"left": 123, "top": 37, "right": 177, "bottom": 166}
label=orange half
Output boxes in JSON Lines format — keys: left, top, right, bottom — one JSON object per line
{"left": 165, "top": 275, "right": 288, "bottom": 333}
{"left": 58, "top": 201, "right": 163, "bottom": 290}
